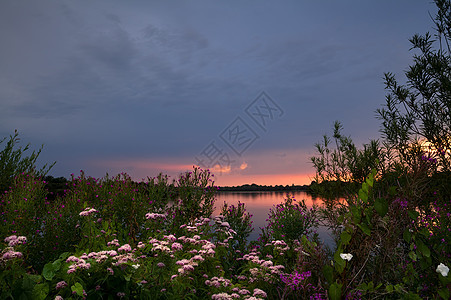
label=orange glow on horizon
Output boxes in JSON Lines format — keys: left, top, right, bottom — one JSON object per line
{"left": 212, "top": 172, "right": 315, "bottom": 187}
{"left": 89, "top": 158, "right": 315, "bottom": 186}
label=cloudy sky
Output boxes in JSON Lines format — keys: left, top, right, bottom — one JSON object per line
{"left": 0, "top": 0, "right": 436, "bottom": 186}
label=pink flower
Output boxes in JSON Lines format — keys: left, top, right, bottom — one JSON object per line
{"left": 79, "top": 207, "right": 98, "bottom": 216}
{"left": 55, "top": 281, "right": 67, "bottom": 290}
{"left": 171, "top": 242, "right": 183, "bottom": 251}
{"left": 118, "top": 244, "right": 132, "bottom": 252}
{"left": 253, "top": 288, "right": 267, "bottom": 298}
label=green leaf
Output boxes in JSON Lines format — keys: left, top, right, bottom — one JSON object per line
{"left": 357, "top": 223, "right": 371, "bottom": 236}
{"left": 374, "top": 197, "right": 388, "bottom": 217}
{"left": 358, "top": 189, "right": 368, "bottom": 203}
{"left": 408, "top": 251, "right": 417, "bottom": 261}
{"left": 42, "top": 259, "right": 61, "bottom": 281}
{"left": 340, "top": 231, "right": 352, "bottom": 246}
{"left": 385, "top": 285, "right": 393, "bottom": 293}
{"left": 350, "top": 205, "right": 361, "bottom": 223}
{"left": 322, "top": 265, "right": 334, "bottom": 283}
{"left": 394, "top": 284, "right": 403, "bottom": 293}
{"left": 329, "top": 282, "right": 342, "bottom": 300}
{"left": 416, "top": 239, "right": 430, "bottom": 258}
{"left": 403, "top": 229, "right": 411, "bottom": 243}
{"left": 32, "top": 283, "right": 49, "bottom": 300}
{"left": 333, "top": 251, "right": 346, "bottom": 274}
{"left": 408, "top": 210, "right": 419, "bottom": 220}
{"left": 71, "top": 282, "right": 84, "bottom": 297}
{"left": 362, "top": 182, "right": 369, "bottom": 193}
{"left": 438, "top": 288, "right": 450, "bottom": 299}
{"left": 388, "top": 186, "right": 397, "bottom": 196}
{"left": 42, "top": 264, "right": 55, "bottom": 281}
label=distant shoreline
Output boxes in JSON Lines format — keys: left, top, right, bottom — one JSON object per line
{"left": 217, "top": 183, "right": 310, "bottom": 192}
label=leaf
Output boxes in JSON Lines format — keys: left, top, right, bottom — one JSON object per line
{"left": 32, "top": 283, "right": 49, "bottom": 300}
{"left": 362, "top": 182, "right": 369, "bottom": 193}
{"left": 385, "top": 285, "right": 393, "bottom": 293}
{"left": 438, "top": 288, "right": 450, "bottom": 299}
{"left": 42, "top": 264, "right": 55, "bottom": 281}
{"left": 340, "top": 231, "right": 352, "bottom": 246}
{"left": 358, "top": 189, "right": 368, "bottom": 203}
{"left": 322, "top": 265, "right": 334, "bottom": 283}
{"left": 71, "top": 282, "right": 84, "bottom": 297}
{"left": 42, "top": 259, "right": 61, "bottom": 281}
{"left": 333, "top": 251, "right": 346, "bottom": 274}
{"left": 403, "top": 229, "right": 411, "bottom": 243}
{"left": 408, "top": 251, "right": 417, "bottom": 261}
{"left": 329, "top": 282, "right": 342, "bottom": 300}
{"left": 374, "top": 197, "right": 388, "bottom": 217}
{"left": 350, "top": 205, "right": 361, "bottom": 223}
{"left": 416, "top": 239, "right": 430, "bottom": 257}
{"left": 408, "top": 210, "right": 419, "bottom": 220}
{"left": 357, "top": 223, "right": 371, "bottom": 236}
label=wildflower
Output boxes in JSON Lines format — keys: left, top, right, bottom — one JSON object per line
{"left": 340, "top": 253, "right": 353, "bottom": 261}
{"left": 117, "top": 292, "right": 125, "bottom": 298}
{"left": 2, "top": 249, "right": 23, "bottom": 260}
{"left": 157, "top": 262, "right": 165, "bottom": 268}
{"left": 107, "top": 239, "right": 120, "bottom": 247}
{"left": 5, "top": 235, "right": 27, "bottom": 247}
{"left": 212, "top": 293, "right": 232, "bottom": 300}
{"left": 253, "top": 288, "right": 267, "bottom": 298}
{"left": 436, "top": 263, "right": 449, "bottom": 277}
{"left": 55, "top": 280, "right": 68, "bottom": 290}
{"left": 79, "top": 207, "right": 97, "bottom": 216}
{"left": 118, "top": 244, "right": 132, "bottom": 252}
{"left": 132, "top": 264, "right": 140, "bottom": 269}
{"left": 238, "top": 289, "right": 250, "bottom": 295}
{"left": 55, "top": 296, "right": 64, "bottom": 300}
{"left": 171, "top": 242, "right": 183, "bottom": 251}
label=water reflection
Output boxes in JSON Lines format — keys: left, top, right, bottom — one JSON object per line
{"left": 214, "top": 191, "right": 334, "bottom": 248}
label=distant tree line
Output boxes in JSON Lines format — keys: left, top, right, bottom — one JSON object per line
{"left": 218, "top": 183, "right": 310, "bottom": 192}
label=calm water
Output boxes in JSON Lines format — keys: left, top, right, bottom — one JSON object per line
{"left": 214, "top": 191, "right": 335, "bottom": 248}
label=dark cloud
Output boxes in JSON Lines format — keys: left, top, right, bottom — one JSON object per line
{"left": 0, "top": 0, "right": 436, "bottom": 183}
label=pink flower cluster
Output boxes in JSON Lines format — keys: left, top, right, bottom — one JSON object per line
{"left": 1, "top": 248, "right": 23, "bottom": 261}
{"left": 55, "top": 280, "right": 68, "bottom": 290}
{"left": 118, "top": 244, "right": 132, "bottom": 253}
{"left": 145, "top": 212, "right": 167, "bottom": 220}
{"left": 66, "top": 256, "right": 91, "bottom": 274}
{"left": 205, "top": 276, "right": 231, "bottom": 288}
{"left": 79, "top": 207, "right": 98, "bottom": 216}
{"left": 4, "top": 235, "right": 27, "bottom": 247}
{"left": 241, "top": 250, "right": 285, "bottom": 284}
{"left": 211, "top": 288, "right": 267, "bottom": 300}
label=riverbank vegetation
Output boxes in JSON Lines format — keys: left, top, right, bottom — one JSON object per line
{"left": 1, "top": 1, "right": 451, "bottom": 299}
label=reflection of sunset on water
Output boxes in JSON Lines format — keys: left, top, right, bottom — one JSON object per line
{"left": 214, "top": 191, "right": 334, "bottom": 247}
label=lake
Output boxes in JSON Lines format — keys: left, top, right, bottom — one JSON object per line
{"left": 214, "top": 190, "right": 335, "bottom": 248}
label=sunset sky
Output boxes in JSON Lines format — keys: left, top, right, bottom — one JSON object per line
{"left": 0, "top": 1, "right": 436, "bottom": 186}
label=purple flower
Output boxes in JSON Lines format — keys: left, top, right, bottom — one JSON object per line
{"left": 55, "top": 281, "right": 67, "bottom": 290}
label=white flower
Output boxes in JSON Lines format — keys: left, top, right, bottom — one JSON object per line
{"left": 340, "top": 253, "right": 353, "bottom": 261}
{"left": 436, "top": 263, "right": 449, "bottom": 277}
{"left": 132, "top": 264, "right": 140, "bottom": 269}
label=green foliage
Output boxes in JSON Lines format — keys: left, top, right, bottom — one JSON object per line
{"left": 0, "top": 130, "right": 55, "bottom": 192}
{"left": 377, "top": 0, "right": 451, "bottom": 172}
{"left": 259, "top": 195, "right": 319, "bottom": 244}
{"left": 169, "top": 167, "right": 217, "bottom": 232}
{"left": 310, "top": 121, "right": 384, "bottom": 199}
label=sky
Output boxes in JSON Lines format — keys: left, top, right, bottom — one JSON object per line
{"left": 0, "top": 0, "right": 437, "bottom": 186}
